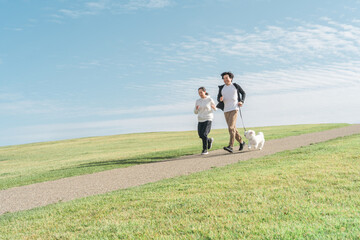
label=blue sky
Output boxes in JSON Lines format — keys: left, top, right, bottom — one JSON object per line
{"left": 1, "top": 0, "right": 360, "bottom": 146}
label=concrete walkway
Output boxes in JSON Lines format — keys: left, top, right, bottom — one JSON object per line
{"left": 1, "top": 124, "right": 359, "bottom": 215}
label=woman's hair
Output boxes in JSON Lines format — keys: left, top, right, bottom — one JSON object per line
{"left": 198, "top": 87, "right": 209, "bottom": 95}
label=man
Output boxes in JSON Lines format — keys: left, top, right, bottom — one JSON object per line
{"left": 216, "top": 72, "right": 246, "bottom": 153}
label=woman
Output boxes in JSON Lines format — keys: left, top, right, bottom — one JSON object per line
{"left": 194, "top": 87, "right": 216, "bottom": 155}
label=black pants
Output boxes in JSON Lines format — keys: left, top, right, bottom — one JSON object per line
{"left": 198, "top": 121, "right": 212, "bottom": 150}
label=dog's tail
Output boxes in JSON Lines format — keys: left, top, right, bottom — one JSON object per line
{"left": 258, "top": 132, "right": 264, "bottom": 136}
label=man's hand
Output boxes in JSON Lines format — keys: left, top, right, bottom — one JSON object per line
{"left": 196, "top": 105, "right": 200, "bottom": 110}
{"left": 220, "top": 96, "right": 224, "bottom": 102}
{"left": 238, "top": 101, "right": 243, "bottom": 107}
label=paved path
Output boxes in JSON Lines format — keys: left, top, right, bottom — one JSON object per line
{"left": 1, "top": 124, "right": 360, "bottom": 215}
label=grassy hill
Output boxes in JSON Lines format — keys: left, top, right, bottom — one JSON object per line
{"left": 0, "top": 123, "right": 359, "bottom": 239}
{"left": 0, "top": 123, "right": 348, "bottom": 190}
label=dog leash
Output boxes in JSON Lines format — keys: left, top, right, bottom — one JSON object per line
{"left": 239, "top": 107, "right": 247, "bottom": 132}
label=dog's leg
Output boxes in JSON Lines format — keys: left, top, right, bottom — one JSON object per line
{"left": 259, "top": 140, "right": 265, "bottom": 150}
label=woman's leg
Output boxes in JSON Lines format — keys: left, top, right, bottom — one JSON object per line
{"left": 198, "top": 122, "right": 207, "bottom": 150}
{"left": 198, "top": 121, "right": 212, "bottom": 151}
{"left": 202, "top": 121, "right": 212, "bottom": 150}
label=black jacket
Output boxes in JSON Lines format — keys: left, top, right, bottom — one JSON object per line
{"left": 216, "top": 82, "right": 246, "bottom": 111}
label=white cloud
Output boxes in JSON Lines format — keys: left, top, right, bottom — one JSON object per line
{"left": 0, "top": 99, "right": 65, "bottom": 115}
{"left": 86, "top": 1, "right": 108, "bottom": 10}
{"left": 0, "top": 88, "right": 193, "bottom": 119}
{"left": 78, "top": 60, "right": 102, "bottom": 69}
{"left": 3, "top": 84, "right": 359, "bottom": 147}
{"left": 242, "top": 86, "right": 360, "bottom": 127}
{"left": 129, "top": 60, "right": 360, "bottom": 105}
{"left": 58, "top": 9, "right": 97, "bottom": 18}
{"left": 124, "top": 0, "right": 172, "bottom": 10}
{"left": 3, "top": 59, "right": 360, "bottom": 146}
{"left": 2, "top": 114, "right": 196, "bottom": 146}
{"left": 152, "top": 18, "right": 360, "bottom": 67}
{"left": 54, "top": 0, "right": 172, "bottom": 19}
{"left": 240, "top": 61, "right": 360, "bottom": 96}
{"left": 3, "top": 59, "right": 359, "bottom": 125}
{"left": 4, "top": 16, "right": 360, "bottom": 146}
{"left": 3, "top": 27, "right": 24, "bottom": 31}
{"left": 93, "top": 102, "right": 192, "bottom": 116}
{"left": 0, "top": 93, "right": 22, "bottom": 101}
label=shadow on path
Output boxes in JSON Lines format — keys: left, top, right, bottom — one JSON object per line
{"left": 56, "top": 148, "right": 248, "bottom": 172}
{"left": 77, "top": 149, "right": 252, "bottom": 168}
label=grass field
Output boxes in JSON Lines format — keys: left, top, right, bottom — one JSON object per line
{"left": 0, "top": 130, "right": 359, "bottom": 239}
{"left": 0, "top": 123, "right": 348, "bottom": 190}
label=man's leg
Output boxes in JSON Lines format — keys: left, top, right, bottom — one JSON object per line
{"left": 224, "top": 110, "right": 237, "bottom": 147}
{"left": 231, "top": 111, "right": 245, "bottom": 150}
{"left": 234, "top": 122, "right": 243, "bottom": 144}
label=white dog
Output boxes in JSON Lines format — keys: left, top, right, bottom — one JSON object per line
{"left": 244, "top": 130, "right": 265, "bottom": 150}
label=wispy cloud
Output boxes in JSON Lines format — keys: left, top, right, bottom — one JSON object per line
{"left": 4, "top": 59, "right": 359, "bottom": 126}
{"left": 124, "top": 0, "right": 172, "bottom": 10}
{"left": 92, "top": 102, "right": 192, "bottom": 117}
{"left": 2, "top": 113, "right": 196, "bottom": 146}
{"left": 240, "top": 61, "right": 360, "bottom": 95}
{"left": 55, "top": 57, "right": 136, "bottom": 71}
{"left": 3, "top": 27, "right": 24, "bottom": 31}
{"left": 58, "top": 9, "right": 98, "bottom": 18}
{"left": 55, "top": 0, "right": 111, "bottom": 19}
{"left": 151, "top": 18, "right": 360, "bottom": 67}
{"left": 3, "top": 60, "right": 360, "bottom": 146}
{"left": 53, "top": 0, "right": 172, "bottom": 20}
{"left": 0, "top": 92, "right": 81, "bottom": 117}
{"left": 78, "top": 60, "right": 103, "bottom": 69}
{"left": 129, "top": 60, "right": 360, "bottom": 105}
{"left": 3, "top": 84, "right": 360, "bottom": 147}
{"left": 0, "top": 89, "right": 193, "bottom": 120}
{"left": 0, "top": 97, "right": 65, "bottom": 115}
{"left": 85, "top": 1, "right": 108, "bottom": 10}
{"left": 0, "top": 93, "right": 22, "bottom": 101}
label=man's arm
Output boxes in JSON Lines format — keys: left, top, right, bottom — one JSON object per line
{"left": 234, "top": 83, "right": 246, "bottom": 103}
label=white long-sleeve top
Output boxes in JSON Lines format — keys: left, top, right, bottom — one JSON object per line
{"left": 194, "top": 96, "right": 216, "bottom": 122}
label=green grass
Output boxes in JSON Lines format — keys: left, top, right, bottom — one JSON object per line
{"left": 0, "top": 123, "right": 348, "bottom": 190}
{"left": 1, "top": 132, "right": 359, "bottom": 239}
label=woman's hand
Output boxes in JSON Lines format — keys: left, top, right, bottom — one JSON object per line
{"left": 220, "top": 96, "right": 223, "bottom": 102}
{"left": 238, "top": 101, "right": 243, "bottom": 107}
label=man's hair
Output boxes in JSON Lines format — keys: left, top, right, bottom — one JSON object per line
{"left": 221, "top": 72, "right": 234, "bottom": 80}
